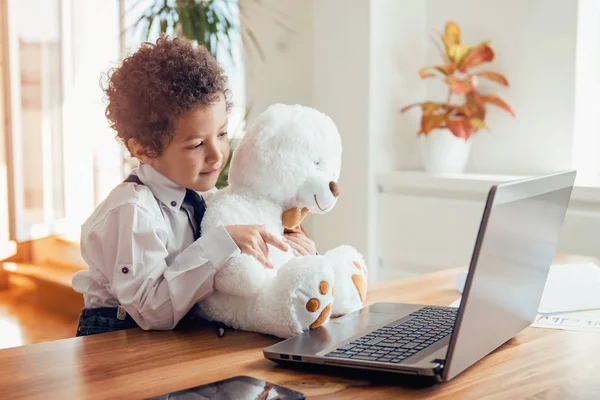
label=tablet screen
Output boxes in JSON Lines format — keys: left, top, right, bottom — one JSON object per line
{"left": 146, "top": 375, "right": 305, "bottom": 400}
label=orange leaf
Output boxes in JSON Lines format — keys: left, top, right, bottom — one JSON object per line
{"left": 447, "top": 119, "right": 476, "bottom": 140}
{"left": 474, "top": 71, "right": 509, "bottom": 86}
{"left": 421, "top": 114, "right": 447, "bottom": 134}
{"left": 421, "top": 102, "right": 448, "bottom": 116}
{"left": 400, "top": 102, "right": 447, "bottom": 115}
{"left": 469, "top": 91, "right": 485, "bottom": 109}
{"left": 419, "top": 64, "right": 455, "bottom": 78}
{"left": 449, "top": 44, "right": 470, "bottom": 65}
{"left": 458, "top": 43, "right": 494, "bottom": 71}
{"left": 419, "top": 67, "right": 438, "bottom": 79}
{"left": 461, "top": 92, "right": 486, "bottom": 119}
{"left": 446, "top": 77, "right": 473, "bottom": 95}
{"left": 437, "top": 64, "right": 456, "bottom": 75}
{"left": 480, "top": 95, "right": 515, "bottom": 117}
{"left": 469, "top": 118, "right": 486, "bottom": 130}
{"left": 400, "top": 102, "right": 422, "bottom": 113}
{"left": 445, "top": 21, "right": 461, "bottom": 47}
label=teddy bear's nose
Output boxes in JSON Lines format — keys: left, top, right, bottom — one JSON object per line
{"left": 329, "top": 181, "right": 341, "bottom": 197}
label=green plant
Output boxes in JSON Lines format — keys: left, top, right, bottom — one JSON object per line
{"left": 401, "top": 21, "right": 515, "bottom": 140}
{"left": 130, "top": 0, "right": 263, "bottom": 64}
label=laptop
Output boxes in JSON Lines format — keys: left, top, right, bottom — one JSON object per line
{"left": 263, "top": 170, "right": 577, "bottom": 382}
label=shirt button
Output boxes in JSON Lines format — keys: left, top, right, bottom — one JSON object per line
{"left": 122, "top": 267, "right": 129, "bottom": 274}
{"left": 171, "top": 201, "right": 177, "bottom": 207}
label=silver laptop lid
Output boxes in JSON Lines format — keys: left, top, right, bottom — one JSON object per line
{"left": 443, "top": 170, "right": 576, "bottom": 381}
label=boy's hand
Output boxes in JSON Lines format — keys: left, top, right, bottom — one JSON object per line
{"left": 225, "top": 225, "right": 288, "bottom": 269}
{"left": 284, "top": 232, "right": 317, "bottom": 256}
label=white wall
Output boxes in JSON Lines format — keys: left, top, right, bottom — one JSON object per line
{"left": 241, "top": 0, "right": 313, "bottom": 124}
{"left": 310, "top": 0, "right": 375, "bottom": 267}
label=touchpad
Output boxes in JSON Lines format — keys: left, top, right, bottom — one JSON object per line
{"left": 331, "top": 303, "right": 423, "bottom": 327}
{"left": 331, "top": 310, "right": 398, "bottom": 329}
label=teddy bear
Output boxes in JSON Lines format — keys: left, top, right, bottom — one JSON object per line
{"left": 197, "top": 103, "right": 368, "bottom": 339}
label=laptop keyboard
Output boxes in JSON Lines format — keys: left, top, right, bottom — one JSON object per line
{"left": 325, "top": 306, "right": 458, "bottom": 363}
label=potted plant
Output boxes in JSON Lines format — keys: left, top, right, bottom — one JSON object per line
{"left": 401, "top": 21, "right": 515, "bottom": 174}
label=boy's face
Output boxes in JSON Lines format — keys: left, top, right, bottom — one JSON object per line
{"left": 145, "top": 99, "right": 230, "bottom": 191}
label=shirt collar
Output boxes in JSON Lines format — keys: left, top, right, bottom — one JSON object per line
{"left": 135, "top": 163, "right": 186, "bottom": 211}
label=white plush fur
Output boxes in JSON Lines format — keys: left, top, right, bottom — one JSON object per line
{"left": 197, "top": 103, "right": 368, "bottom": 339}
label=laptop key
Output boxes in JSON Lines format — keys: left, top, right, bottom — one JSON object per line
{"left": 338, "top": 344, "right": 356, "bottom": 350}
{"left": 365, "top": 337, "right": 385, "bottom": 345}
{"left": 378, "top": 342, "right": 401, "bottom": 348}
{"left": 402, "top": 342, "right": 419, "bottom": 349}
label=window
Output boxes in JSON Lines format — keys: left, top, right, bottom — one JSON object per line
{"left": 2, "top": 0, "right": 122, "bottom": 243}
{"left": 2, "top": 0, "right": 66, "bottom": 241}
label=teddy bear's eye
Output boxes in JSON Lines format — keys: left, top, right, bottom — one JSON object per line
{"left": 314, "top": 160, "right": 321, "bottom": 166}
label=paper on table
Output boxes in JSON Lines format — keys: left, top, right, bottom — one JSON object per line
{"left": 449, "top": 298, "right": 461, "bottom": 308}
{"left": 538, "top": 263, "right": 600, "bottom": 314}
{"left": 531, "top": 309, "right": 600, "bottom": 332}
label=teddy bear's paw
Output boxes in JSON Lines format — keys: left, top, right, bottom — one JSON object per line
{"left": 323, "top": 245, "right": 368, "bottom": 317}
{"left": 288, "top": 261, "right": 335, "bottom": 332}
{"left": 305, "top": 281, "right": 333, "bottom": 329}
{"left": 351, "top": 260, "right": 368, "bottom": 303}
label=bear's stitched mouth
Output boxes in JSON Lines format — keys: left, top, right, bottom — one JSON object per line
{"left": 314, "top": 194, "right": 334, "bottom": 212}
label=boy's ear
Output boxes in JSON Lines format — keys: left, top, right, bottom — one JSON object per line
{"left": 127, "top": 138, "right": 153, "bottom": 164}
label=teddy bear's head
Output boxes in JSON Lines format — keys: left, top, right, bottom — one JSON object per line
{"left": 228, "top": 103, "right": 342, "bottom": 214}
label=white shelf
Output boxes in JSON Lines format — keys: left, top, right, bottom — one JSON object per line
{"left": 377, "top": 170, "right": 600, "bottom": 204}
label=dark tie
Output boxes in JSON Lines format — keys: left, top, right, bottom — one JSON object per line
{"left": 184, "top": 189, "right": 206, "bottom": 240}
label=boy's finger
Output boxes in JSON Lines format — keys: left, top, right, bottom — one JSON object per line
{"left": 286, "top": 240, "right": 309, "bottom": 256}
{"left": 261, "top": 231, "right": 288, "bottom": 252}
{"left": 285, "top": 233, "right": 311, "bottom": 247}
{"left": 257, "top": 235, "right": 269, "bottom": 258}
{"left": 284, "top": 236, "right": 310, "bottom": 254}
{"left": 284, "top": 235, "right": 304, "bottom": 246}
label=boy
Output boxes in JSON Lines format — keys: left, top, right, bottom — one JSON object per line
{"left": 72, "top": 36, "right": 315, "bottom": 336}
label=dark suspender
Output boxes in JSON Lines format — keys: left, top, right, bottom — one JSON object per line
{"left": 123, "top": 174, "right": 143, "bottom": 185}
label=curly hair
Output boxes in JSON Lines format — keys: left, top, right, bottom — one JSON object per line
{"left": 103, "top": 35, "right": 231, "bottom": 157}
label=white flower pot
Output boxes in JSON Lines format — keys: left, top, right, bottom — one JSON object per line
{"left": 419, "top": 128, "right": 472, "bottom": 174}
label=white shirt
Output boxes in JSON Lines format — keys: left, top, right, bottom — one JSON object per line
{"left": 71, "top": 163, "right": 240, "bottom": 330}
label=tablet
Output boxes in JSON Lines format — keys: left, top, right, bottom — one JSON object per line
{"left": 146, "top": 375, "right": 306, "bottom": 399}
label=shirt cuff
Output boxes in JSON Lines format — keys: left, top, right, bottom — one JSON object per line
{"left": 198, "top": 224, "right": 240, "bottom": 270}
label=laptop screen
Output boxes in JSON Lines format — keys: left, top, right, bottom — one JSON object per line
{"left": 443, "top": 171, "right": 576, "bottom": 381}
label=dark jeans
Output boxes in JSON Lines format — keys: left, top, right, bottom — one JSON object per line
{"left": 76, "top": 305, "right": 202, "bottom": 337}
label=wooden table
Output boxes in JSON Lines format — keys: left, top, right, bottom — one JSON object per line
{"left": 1, "top": 255, "right": 599, "bottom": 399}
